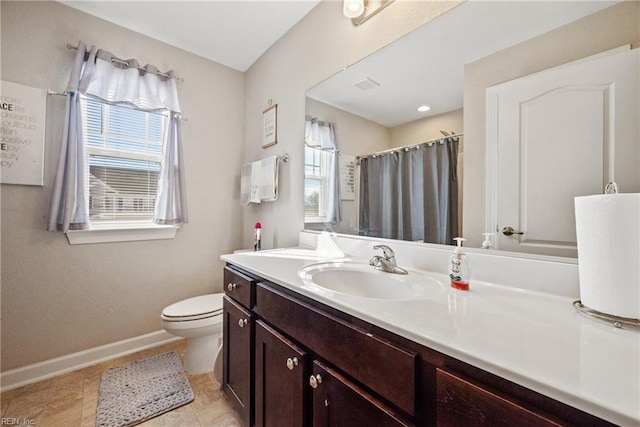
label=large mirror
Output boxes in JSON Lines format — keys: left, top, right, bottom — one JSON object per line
{"left": 304, "top": 0, "right": 639, "bottom": 258}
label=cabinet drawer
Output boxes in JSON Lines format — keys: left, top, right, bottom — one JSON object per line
{"left": 255, "top": 283, "right": 417, "bottom": 417}
{"left": 224, "top": 266, "right": 255, "bottom": 309}
{"left": 436, "top": 368, "right": 562, "bottom": 426}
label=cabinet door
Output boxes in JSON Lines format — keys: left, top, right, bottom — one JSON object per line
{"left": 310, "top": 360, "right": 413, "bottom": 427}
{"left": 223, "top": 296, "right": 253, "bottom": 427}
{"left": 256, "top": 283, "right": 417, "bottom": 417}
{"left": 255, "top": 320, "right": 308, "bottom": 427}
{"left": 436, "top": 368, "right": 562, "bottom": 427}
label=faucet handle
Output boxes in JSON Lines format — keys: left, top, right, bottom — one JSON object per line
{"left": 373, "top": 244, "right": 395, "bottom": 259}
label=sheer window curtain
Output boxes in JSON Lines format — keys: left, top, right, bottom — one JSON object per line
{"left": 305, "top": 117, "right": 341, "bottom": 224}
{"left": 48, "top": 42, "right": 94, "bottom": 231}
{"left": 48, "top": 43, "right": 187, "bottom": 232}
{"left": 359, "top": 138, "right": 459, "bottom": 244}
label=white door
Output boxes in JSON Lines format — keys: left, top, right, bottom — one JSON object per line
{"left": 487, "top": 48, "right": 639, "bottom": 257}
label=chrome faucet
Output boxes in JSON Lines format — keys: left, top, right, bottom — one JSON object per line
{"left": 369, "top": 245, "right": 408, "bottom": 275}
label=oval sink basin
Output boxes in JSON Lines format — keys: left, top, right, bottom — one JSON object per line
{"left": 298, "top": 261, "right": 443, "bottom": 300}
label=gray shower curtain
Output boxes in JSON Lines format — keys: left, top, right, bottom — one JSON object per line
{"left": 359, "top": 137, "right": 459, "bottom": 244}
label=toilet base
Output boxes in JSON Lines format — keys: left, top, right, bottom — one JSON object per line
{"left": 183, "top": 334, "right": 222, "bottom": 374}
{"left": 213, "top": 344, "right": 223, "bottom": 387}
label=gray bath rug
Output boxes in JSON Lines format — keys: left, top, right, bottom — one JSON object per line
{"left": 96, "top": 351, "right": 194, "bottom": 427}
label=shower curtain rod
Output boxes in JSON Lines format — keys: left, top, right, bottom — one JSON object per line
{"left": 357, "top": 133, "right": 463, "bottom": 161}
{"left": 66, "top": 43, "right": 184, "bottom": 83}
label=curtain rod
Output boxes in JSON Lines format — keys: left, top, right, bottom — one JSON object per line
{"left": 46, "top": 89, "right": 189, "bottom": 122}
{"left": 357, "top": 133, "right": 463, "bottom": 161}
{"left": 305, "top": 115, "right": 333, "bottom": 127}
{"left": 66, "top": 43, "right": 184, "bottom": 83}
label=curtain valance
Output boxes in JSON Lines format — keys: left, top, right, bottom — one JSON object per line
{"left": 75, "top": 49, "right": 181, "bottom": 112}
{"left": 305, "top": 117, "right": 336, "bottom": 150}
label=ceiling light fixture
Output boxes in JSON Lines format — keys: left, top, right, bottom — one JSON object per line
{"left": 417, "top": 105, "right": 431, "bottom": 112}
{"left": 344, "top": 0, "right": 395, "bottom": 26}
{"left": 343, "top": 0, "right": 365, "bottom": 19}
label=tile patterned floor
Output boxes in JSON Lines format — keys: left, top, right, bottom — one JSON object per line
{"left": 0, "top": 339, "right": 241, "bottom": 426}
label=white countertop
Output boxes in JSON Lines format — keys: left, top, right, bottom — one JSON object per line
{"left": 221, "top": 248, "right": 639, "bottom": 426}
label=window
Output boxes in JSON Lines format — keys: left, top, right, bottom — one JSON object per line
{"left": 81, "top": 96, "right": 168, "bottom": 223}
{"left": 49, "top": 46, "right": 186, "bottom": 244}
{"left": 64, "top": 96, "right": 177, "bottom": 244}
{"left": 304, "top": 146, "right": 329, "bottom": 222}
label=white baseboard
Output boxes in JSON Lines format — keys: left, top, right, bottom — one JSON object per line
{"left": 0, "top": 330, "right": 181, "bottom": 393}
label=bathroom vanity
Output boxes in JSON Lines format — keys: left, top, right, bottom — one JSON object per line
{"left": 220, "top": 241, "right": 638, "bottom": 427}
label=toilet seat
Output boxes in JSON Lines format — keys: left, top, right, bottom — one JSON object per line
{"left": 162, "top": 294, "right": 223, "bottom": 322}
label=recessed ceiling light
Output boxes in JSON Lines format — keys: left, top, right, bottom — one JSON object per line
{"left": 417, "top": 105, "right": 431, "bottom": 112}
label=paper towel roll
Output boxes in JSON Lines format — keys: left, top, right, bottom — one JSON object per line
{"left": 574, "top": 194, "right": 640, "bottom": 318}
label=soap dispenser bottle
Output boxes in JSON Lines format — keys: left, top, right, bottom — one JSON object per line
{"left": 481, "top": 233, "right": 494, "bottom": 249}
{"left": 449, "top": 237, "right": 470, "bottom": 291}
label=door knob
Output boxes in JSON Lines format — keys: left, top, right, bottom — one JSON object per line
{"left": 309, "top": 374, "right": 322, "bottom": 389}
{"left": 502, "top": 226, "right": 524, "bottom": 236}
{"left": 238, "top": 318, "right": 248, "bottom": 328}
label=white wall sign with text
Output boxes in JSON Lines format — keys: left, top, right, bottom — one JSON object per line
{"left": 1, "top": 81, "right": 47, "bottom": 186}
{"left": 339, "top": 154, "right": 355, "bottom": 200}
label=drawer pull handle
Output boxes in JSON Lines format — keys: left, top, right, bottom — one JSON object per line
{"left": 309, "top": 374, "right": 322, "bottom": 389}
{"left": 227, "top": 283, "right": 237, "bottom": 291}
{"left": 286, "top": 357, "right": 299, "bottom": 370}
{"left": 238, "top": 318, "right": 248, "bottom": 328}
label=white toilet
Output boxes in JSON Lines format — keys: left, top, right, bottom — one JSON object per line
{"left": 161, "top": 293, "right": 224, "bottom": 377}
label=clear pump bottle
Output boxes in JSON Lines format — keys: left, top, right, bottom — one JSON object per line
{"left": 449, "top": 237, "right": 470, "bottom": 291}
{"left": 481, "top": 233, "right": 494, "bottom": 249}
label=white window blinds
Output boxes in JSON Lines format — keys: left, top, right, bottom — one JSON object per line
{"left": 304, "top": 146, "right": 328, "bottom": 220}
{"left": 81, "top": 96, "right": 168, "bottom": 221}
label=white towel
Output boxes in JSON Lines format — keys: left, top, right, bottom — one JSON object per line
{"left": 240, "top": 156, "right": 279, "bottom": 205}
{"left": 249, "top": 161, "right": 262, "bottom": 204}
{"left": 240, "top": 163, "right": 252, "bottom": 206}
{"left": 258, "top": 156, "right": 279, "bottom": 201}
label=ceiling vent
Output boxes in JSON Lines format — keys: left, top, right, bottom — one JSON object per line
{"left": 354, "top": 77, "right": 381, "bottom": 91}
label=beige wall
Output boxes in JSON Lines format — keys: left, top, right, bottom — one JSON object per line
{"left": 463, "top": 1, "right": 640, "bottom": 248}
{"left": 0, "top": 1, "right": 245, "bottom": 371}
{"left": 242, "top": 0, "right": 462, "bottom": 249}
{"left": 390, "top": 108, "right": 463, "bottom": 149}
{"left": 305, "top": 97, "right": 391, "bottom": 157}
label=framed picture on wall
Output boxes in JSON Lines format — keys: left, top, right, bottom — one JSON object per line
{"left": 262, "top": 104, "right": 277, "bottom": 148}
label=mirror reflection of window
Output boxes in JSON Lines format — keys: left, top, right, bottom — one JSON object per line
{"left": 304, "top": 146, "right": 329, "bottom": 222}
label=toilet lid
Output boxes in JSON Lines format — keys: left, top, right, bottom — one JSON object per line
{"left": 162, "top": 293, "right": 224, "bottom": 320}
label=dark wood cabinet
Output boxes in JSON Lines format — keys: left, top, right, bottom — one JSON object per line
{"left": 255, "top": 282, "right": 417, "bottom": 417}
{"left": 436, "top": 368, "right": 562, "bottom": 427}
{"left": 255, "top": 320, "right": 308, "bottom": 427}
{"left": 223, "top": 263, "right": 614, "bottom": 427}
{"left": 223, "top": 295, "right": 253, "bottom": 427}
{"left": 310, "top": 360, "right": 414, "bottom": 427}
